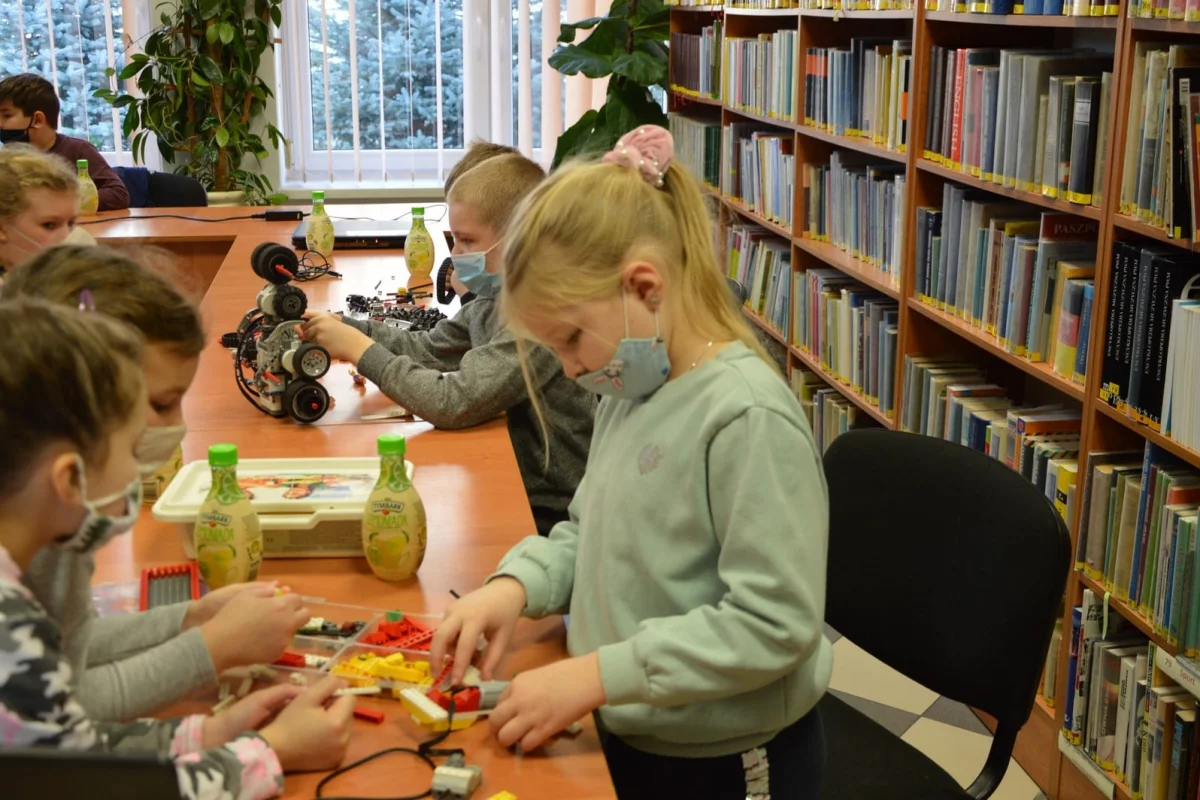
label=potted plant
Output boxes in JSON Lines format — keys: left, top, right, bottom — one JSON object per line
{"left": 95, "top": 0, "right": 287, "bottom": 206}
{"left": 548, "top": 0, "right": 669, "bottom": 168}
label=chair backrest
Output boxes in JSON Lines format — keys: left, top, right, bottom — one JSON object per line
{"left": 148, "top": 171, "right": 207, "bottom": 208}
{"left": 726, "top": 277, "right": 748, "bottom": 307}
{"left": 823, "top": 429, "right": 1069, "bottom": 729}
{"left": 1, "top": 748, "right": 182, "bottom": 799}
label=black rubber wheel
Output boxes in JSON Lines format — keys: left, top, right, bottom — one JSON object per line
{"left": 283, "top": 379, "right": 330, "bottom": 424}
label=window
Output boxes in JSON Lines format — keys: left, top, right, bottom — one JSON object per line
{"left": 282, "top": 0, "right": 567, "bottom": 187}
{"left": 0, "top": 0, "right": 137, "bottom": 164}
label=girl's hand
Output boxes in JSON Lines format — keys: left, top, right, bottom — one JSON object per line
{"left": 202, "top": 683, "right": 302, "bottom": 748}
{"left": 200, "top": 591, "right": 311, "bottom": 673}
{"left": 429, "top": 577, "right": 527, "bottom": 685}
{"left": 489, "top": 653, "right": 606, "bottom": 752}
{"left": 260, "top": 677, "right": 356, "bottom": 772}
{"left": 300, "top": 313, "right": 374, "bottom": 365}
{"left": 183, "top": 582, "right": 282, "bottom": 630}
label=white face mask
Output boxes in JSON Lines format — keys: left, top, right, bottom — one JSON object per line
{"left": 63, "top": 226, "right": 95, "bottom": 246}
{"left": 136, "top": 424, "right": 187, "bottom": 480}
{"left": 59, "top": 456, "right": 143, "bottom": 553}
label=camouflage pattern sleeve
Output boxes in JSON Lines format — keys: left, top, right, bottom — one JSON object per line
{"left": 0, "top": 580, "right": 283, "bottom": 800}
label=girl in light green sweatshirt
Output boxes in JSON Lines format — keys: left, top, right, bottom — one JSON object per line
{"left": 431, "top": 127, "right": 833, "bottom": 799}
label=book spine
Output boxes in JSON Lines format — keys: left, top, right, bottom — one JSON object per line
{"left": 1126, "top": 253, "right": 1155, "bottom": 416}
{"left": 1068, "top": 80, "right": 1101, "bottom": 204}
{"left": 1074, "top": 283, "right": 1095, "bottom": 384}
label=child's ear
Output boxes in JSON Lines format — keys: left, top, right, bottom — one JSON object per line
{"left": 621, "top": 261, "right": 664, "bottom": 305}
{"left": 48, "top": 452, "right": 84, "bottom": 507}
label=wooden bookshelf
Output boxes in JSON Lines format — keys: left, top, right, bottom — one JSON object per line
{"left": 925, "top": 9, "right": 1118, "bottom": 25}
{"left": 1078, "top": 572, "right": 1176, "bottom": 655}
{"left": 790, "top": 343, "right": 897, "bottom": 427}
{"left": 794, "top": 235, "right": 902, "bottom": 298}
{"left": 796, "top": 124, "right": 907, "bottom": 163}
{"left": 667, "top": 4, "right": 1200, "bottom": 792}
{"left": 1094, "top": 401, "right": 1200, "bottom": 471}
{"left": 1033, "top": 691, "right": 1055, "bottom": 722}
{"left": 907, "top": 298, "right": 1087, "bottom": 401}
{"left": 916, "top": 158, "right": 1106, "bottom": 221}
{"left": 743, "top": 306, "right": 790, "bottom": 346}
{"left": 669, "top": 2, "right": 725, "bottom": 9}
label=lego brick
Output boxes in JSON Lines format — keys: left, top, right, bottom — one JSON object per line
{"left": 353, "top": 706, "right": 385, "bottom": 724}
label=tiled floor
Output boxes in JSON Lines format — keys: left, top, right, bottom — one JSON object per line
{"left": 827, "top": 626, "right": 1049, "bottom": 800}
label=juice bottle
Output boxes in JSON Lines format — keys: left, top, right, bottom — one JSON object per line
{"left": 77, "top": 160, "right": 99, "bottom": 215}
{"left": 405, "top": 207, "right": 434, "bottom": 279}
{"left": 362, "top": 434, "right": 426, "bottom": 581}
{"left": 305, "top": 190, "right": 335, "bottom": 258}
{"left": 195, "top": 444, "right": 263, "bottom": 589}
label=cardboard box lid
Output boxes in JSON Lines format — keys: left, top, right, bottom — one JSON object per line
{"left": 152, "top": 457, "right": 415, "bottom": 530}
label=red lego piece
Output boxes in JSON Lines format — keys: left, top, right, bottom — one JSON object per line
{"left": 453, "top": 687, "right": 481, "bottom": 713}
{"left": 360, "top": 632, "right": 392, "bottom": 646}
{"left": 392, "top": 629, "right": 435, "bottom": 651}
{"left": 427, "top": 689, "right": 451, "bottom": 710}
{"left": 273, "top": 652, "right": 306, "bottom": 668}
{"left": 353, "top": 706, "right": 385, "bottom": 724}
{"left": 433, "top": 661, "right": 454, "bottom": 689}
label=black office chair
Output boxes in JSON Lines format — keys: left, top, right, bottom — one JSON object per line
{"left": 148, "top": 170, "right": 207, "bottom": 207}
{"left": 726, "top": 276, "right": 748, "bottom": 307}
{"left": 817, "top": 429, "right": 1070, "bottom": 800}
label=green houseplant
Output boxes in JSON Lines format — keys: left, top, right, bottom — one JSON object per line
{"left": 95, "top": 0, "right": 287, "bottom": 205}
{"left": 548, "top": 0, "right": 670, "bottom": 169}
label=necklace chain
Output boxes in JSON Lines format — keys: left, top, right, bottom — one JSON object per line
{"left": 689, "top": 340, "right": 716, "bottom": 372}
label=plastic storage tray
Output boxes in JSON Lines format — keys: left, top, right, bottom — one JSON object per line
{"left": 152, "top": 457, "right": 414, "bottom": 558}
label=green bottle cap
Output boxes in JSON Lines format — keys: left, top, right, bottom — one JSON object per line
{"left": 412, "top": 207, "right": 424, "bottom": 217}
{"left": 377, "top": 434, "right": 406, "bottom": 457}
{"left": 312, "top": 190, "right": 325, "bottom": 200}
{"left": 76, "top": 159, "right": 88, "bottom": 169}
{"left": 208, "top": 443, "right": 239, "bottom": 467}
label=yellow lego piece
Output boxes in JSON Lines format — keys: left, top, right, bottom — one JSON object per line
{"left": 486, "top": 793, "right": 517, "bottom": 800}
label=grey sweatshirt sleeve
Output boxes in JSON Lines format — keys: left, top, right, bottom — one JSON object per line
{"left": 356, "top": 323, "right": 561, "bottom": 430}
{"left": 596, "top": 407, "right": 829, "bottom": 709}
{"left": 77, "top": 627, "right": 217, "bottom": 720}
{"left": 341, "top": 312, "right": 470, "bottom": 371}
{"left": 87, "top": 604, "right": 189, "bottom": 663}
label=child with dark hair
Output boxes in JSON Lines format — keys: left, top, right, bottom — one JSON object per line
{"left": 0, "top": 73, "right": 130, "bottom": 211}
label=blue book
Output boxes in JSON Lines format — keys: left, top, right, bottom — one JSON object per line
{"left": 989, "top": 0, "right": 1016, "bottom": 11}
{"left": 1129, "top": 444, "right": 1176, "bottom": 603}
{"left": 1024, "top": 0, "right": 1045, "bottom": 12}
{"left": 1043, "top": 0, "right": 1065, "bottom": 12}
{"left": 1073, "top": 283, "right": 1094, "bottom": 383}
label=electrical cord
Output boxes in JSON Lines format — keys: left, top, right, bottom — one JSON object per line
{"left": 314, "top": 688, "right": 467, "bottom": 800}
{"left": 78, "top": 212, "right": 274, "bottom": 225}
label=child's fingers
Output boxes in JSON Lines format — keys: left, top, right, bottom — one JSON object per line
{"left": 487, "top": 696, "right": 518, "bottom": 738}
{"left": 481, "top": 624, "right": 512, "bottom": 681}
{"left": 494, "top": 710, "right": 534, "bottom": 749}
{"left": 429, "top": 615, "right": 462, "bottom": 670}
{"left": 298, "top": 676, "right": 346, "bottom": 707}
{"left": 328, "top": 693, "right": 358, "bottom": 723}
{"left": 252, "top": 683, "right": 304, "bottom": 715}
{"left": 452, "top": 620, "right": 483, "bottom": 685}
{"left": 520, "top": 725, "right": 553, "bottom": 753}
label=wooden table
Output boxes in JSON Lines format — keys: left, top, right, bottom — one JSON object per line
{"left": 85, "top": 207, "right": 614, "bottom": 799}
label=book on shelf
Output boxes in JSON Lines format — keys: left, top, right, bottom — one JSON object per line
{"left": 1162, "top": 275, "right": 1200, "bottom": 454}
{"left": 800, "top": 151, "right": 906, "bottom": 286}
{"left": 803, "top": 39, "right": 912, "bottom": 153}
{"left": 722, "top": 122, "right": 796, "bottom": 228}
{"left": 726, "top": 223, "right": 792, "bottom": 335}
{"left": 670, "top": 23, "right": 723, "bottom": 101}
{"left": 1045, "top": 618, "right": 1064, "bottom": 708}
{"left": 670, "top": 114, "right": 723, "bottom": 190}
{"left": 924, "top": 47, "right": 1111, "bottom": 209}
{"left": 1099, "top": 241, "right": 1200, "bottom": 435}
{"left": 791, "top": 368, "right": 886, "bottom": 453}
{"left": 723, "top": 30, "right": 797, "bottom": 122}
{"left": 927, "top": 0, "right": 1113, "bottom": 14}
{"left": 1119, "top": 45, "right": 1200, "bottom": 237}
{"left": 793, "top": 268, "right": 898, "bottom": 417}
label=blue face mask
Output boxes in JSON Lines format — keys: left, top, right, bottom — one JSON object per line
{"left": 574, "top": 294, "right": 671, "bottom": 400}
{"left": 451, "top": 243, "right": 500, "bottom": 298}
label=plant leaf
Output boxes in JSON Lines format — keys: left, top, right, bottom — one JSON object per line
{"left": 118, "top": 62, "right": 144, "bottom": 81}
{"left": 548, "top": 44, "right": 614, "bottom": 79}
{"left": 206, "top": 23, "right": 219, "bottom": 44}
{"left": 111, "top": 95, "right": 137, "bottom": 109}
{"left": 556, "top": 16, "right": 605, "bottom": 44}
{"left": 220, "top": 22, "right": 236, "bottom": 44}
{"left": 196, "top": 55, "right": 224, "bottom": 84}
{"left": 606, "top": 80, "right": 667, "bottom": 141}
{"left": 270, "top": 4, "right": 282, "bottom": 27}
{"left": 611, "top": 51, "right": 666, "bottom": 86}
{"left": 552, "top": 108, "right": 599, "bottom": 169}
{"left": 104, "top": 67, "right": 116, "bottom": 78}
{"left": 191, "top": 70, "right": 210, "bottom": 88}
{"left": 200, "top": 0, "right": 222, "bottom": 19}
{"left": 215, "top": 127, "right": 230, "bottom": 149}
{"left": 122, "top": 107, "right": 140, "bottom": 139}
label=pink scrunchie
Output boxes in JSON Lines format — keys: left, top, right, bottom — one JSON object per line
{"left": 602, "top": 127, "right": 674, "bottom": 188}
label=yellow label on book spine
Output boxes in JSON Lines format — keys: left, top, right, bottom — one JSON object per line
{"left": 1091, "top": 4, "right": 1104, "bottom": 12}
{"left": 1065, "top": 190, "right": 1090, "bottom": 204}
{"left": 1188, "top": 8, "right": 1200, "bottom": 18}
{"left": 970, "top": 1, "right": 987, "bottom": 9}
{"left": 969, "top": 166, "right": 982, "bottom": 178}
{"left": 897, "top": 144, "right": 906, "bottom": 154}
{"left": 986, "top": 323, "right": 998, "bottom": 336}
{"left": 951, "top": 160, "right": 962, "bottom": 171}
{"left": 1043, "top": 185, "right": 1058, "bottom": 198}
{"left": 923, "top": 149, "right": 934, "bottom": 160}
{"left": 1014, "top": 2, "right": 1024, "bottom": 9}
{"left": 1016, "top": 179, "right": 1038, "bottom": 193}
{"left": 1105, "top": 3, "right": 1118, "bottom": 11}
{"left": 982, "top": 171, "right": 994, "bottom": 182}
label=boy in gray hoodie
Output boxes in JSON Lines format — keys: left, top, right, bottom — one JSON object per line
{"left": 302, "top": 154, "right": 595, "bottom": 535}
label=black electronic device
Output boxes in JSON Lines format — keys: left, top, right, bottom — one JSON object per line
{"left": 2, "top": 749, "right": 183, "bottom": 800}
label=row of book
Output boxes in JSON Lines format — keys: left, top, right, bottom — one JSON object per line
{"left": 670, "top": 114, "right": 722, "bottom": 190}
{"left": 922, "top": 46, "right": 1111, "bottom": 211}
{"left": 926, "top": 0, "right": 1117, "bottom": 14}
{"left": 798, "top": 0, "right": 915, "bottom": 8}
{"left": 724, "top": 32, "right": 798, "bottom": 122}
{"left": 802, "top": 40, "right": 912, "bottom": 154}
{"left": 668, "top": 25, "right": 722, "bottom": 101}
{"left": 800, "top": 152, "right": 906, "bottom": 286}
{"left": 722, "top": 123, "right": 796, "bottom": 228}
{"left": 792, "top": 368, "right": 874, "bottom": 453}
{"left": 915, "top": 201, "right": 1099, "bottom": 378}
{"left": 1128, "top": 0, "right": 1200, "bottom": 20}
{"left": 900, "top": 362, "right": 1085, "bottom": 512}
{"left": 793, "top": 269, "right": 899, "bottom": 418}
{"left": 1077, "top": 443, "right": 1200, "bottom": 656}
{"left": 1098, "top": 241, "right": 1200, "bottom": 450}
{"left": 1118, "top": 44, "right": 1200, "bottom": 240}
{"left": 727, "top": 223, "right": 793, "bottom": 335}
